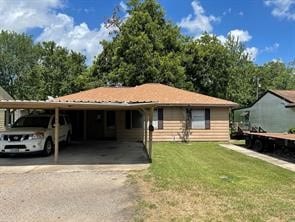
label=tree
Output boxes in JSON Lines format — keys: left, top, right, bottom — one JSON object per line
{"left": 257, "top": 61, "right": 295, "bottom": 93}
{"left": 29, "top": 41, "right": 87, "bottom": 99}
{"left": 183, "top": 34, "right": 260, "bottom": 106}
{"left": 224, "top": 36, "right": 257, "bottom": 105}
{"left": 0, "top": 30, "right": 38, "bottom": 98}
{"left": 92, "top": 0, "right": 191, "bottom": 89}
{"left": 0, "top": 31, "right": 87, "bottom": 100}
{"left": 184, "top": 34, "right": 231, "bottom": 99}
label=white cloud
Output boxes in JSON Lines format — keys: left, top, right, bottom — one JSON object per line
{"left": 216, "top": 29, "right": 252, "bottom": 44}
{"left": 244, "top": 47, "right": 259, "bottom": 61}
{"left": 120, "top": 1, "right": 128, "bottom": 11}
{"left": 265, "top": 0, "right": 295, "bottom": 20}
{"left": 238, "top": 11, "right": 244, "bottom": 16}
{"left": 272, "top": 58, "right": 283, "bottom": 62}
{"left": 228, "top": 29, "right": 252, "bottom": 42}
{"left": 222, "top": 8, "right": 232, "bottom": 16}
{"left": 36, "top": 15, "right": 113, "bottom": 63}
{"left": 217, "top": 35, "right": 227, "bottom": 44}
{"left": 0, "top": 0, "right": 115, "bottom": 63}
{"left": 178, "top": 0, "right": 220, "bottom": 36}
{"left": 261, "top": 42, "right": 280, "bottom": 52}
{"left": 0, "top": 0, "right": 63, "bottom": 32}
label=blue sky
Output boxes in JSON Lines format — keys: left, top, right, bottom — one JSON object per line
{"left": 0, "top": 0, "right": 294, "bottom": 65}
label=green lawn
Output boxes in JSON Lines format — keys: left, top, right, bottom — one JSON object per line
{"left": 133, "top": 142, "right": 295, "bottom": 221}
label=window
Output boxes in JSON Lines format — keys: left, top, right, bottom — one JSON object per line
{"left": 192, "top": 110, "right": 205, "bottom": 129}
{"left": 187, "top": 109, "right": 210, "bottom": 129}
{"left": 106, "top": 111, "right": 116, "bottom": 128}
{"left": 4, "top": 110, "right": 9, "bottom": 126}
{"left": 153, "top": 109, "right": 163, "bottom": 130}
{"left": 132, "top": 111, "right": 143, "bottom": 128}
{"left": 65, "top": 116, "right": 71, "bottom": 125}
{"left": 125, "top": 110, "right": 143, "bottom": 129}
{"left": 59, "top": 117, "right": 65, "bottom": 126}
{"left": 13, "top": 116, "right": 50, "bottom": 128}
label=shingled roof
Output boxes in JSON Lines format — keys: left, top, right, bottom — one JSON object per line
{"left": 270, "top": 90, "right": 295, "bottom": 103}
{"left": 55, "top": 83, "right": 237, "bottom": 107}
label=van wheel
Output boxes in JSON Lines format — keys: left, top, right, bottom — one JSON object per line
{"left": 66, "top": 133, "right": 71, "bottom": 146}
{"left": 43, "top": 138, "right": 53, "bottom": 156}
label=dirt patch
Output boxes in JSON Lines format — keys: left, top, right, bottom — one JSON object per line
{"left": 131, "top": 171, "right": 295, "bottom": 222}
{"left": 131, "top": 172, "right": 237, "bottom": 222}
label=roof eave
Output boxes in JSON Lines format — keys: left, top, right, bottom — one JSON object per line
{"left": 286, "top": 103, "right": 295, "bottom": 108}
{"left": 156, "top": 103, "right": 239, "bottom": 108}
{"left": 0, "top": 100, "right": 157, "bottom": 110}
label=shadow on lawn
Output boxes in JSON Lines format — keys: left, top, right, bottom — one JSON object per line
{"left": 231, "top": 139, "right": 295, "bottom": 163}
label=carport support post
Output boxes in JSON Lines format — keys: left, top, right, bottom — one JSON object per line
{"left": 54, "top": 107, "right": 59, "bottom": 163}
{"left": 148, "top": 107, "right": 154, "bottom": 161}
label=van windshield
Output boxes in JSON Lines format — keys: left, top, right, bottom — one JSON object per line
{"left": 12, "top": 116, "right": 50, "bottom": 128}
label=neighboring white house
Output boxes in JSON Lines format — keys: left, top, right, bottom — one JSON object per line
{"left": 0, "top": 86, "right": 14, "bottom": 130}
{"left": 233, "top": 90, "right": 295, "bottom": 133}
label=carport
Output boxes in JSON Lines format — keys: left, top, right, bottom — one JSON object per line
{"left": 0, "top": 100, "right": 156, "bottom": 163}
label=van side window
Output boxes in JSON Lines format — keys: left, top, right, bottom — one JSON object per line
{"left": 59, "top": 117, "right": 65, "bottom": 126}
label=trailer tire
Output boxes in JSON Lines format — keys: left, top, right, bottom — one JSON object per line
{"left": 245, "top": 137, "right": 252, "bottom": 148}
{"left": 253, "top": 139, "right": 264, "bottom": 152}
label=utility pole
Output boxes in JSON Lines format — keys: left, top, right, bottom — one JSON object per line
{"left": 256, "top": 77, "right": 261, "bottom": 99}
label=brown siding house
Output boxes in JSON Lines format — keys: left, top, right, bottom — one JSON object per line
{"left": 56, "top": 83, "right": 237, "bottom": 142}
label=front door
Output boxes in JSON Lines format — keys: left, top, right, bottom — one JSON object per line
{"left": 104, "top": 111, "right": 116, "bottom": 139}
{"left": 87, "top": 111, "right": 104, "bottom": 140}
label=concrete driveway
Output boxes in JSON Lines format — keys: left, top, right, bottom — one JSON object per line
{"left": 0, "top": 141, "right": 149, "bottom": 221}
{"left": 0, "top": 170, "right": 137, "bottom": 222}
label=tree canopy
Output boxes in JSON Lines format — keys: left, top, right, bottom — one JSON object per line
{"left": 0, "top": 31, "right": 87, "bottom": 100}
{"left": 0, "top": 0, "right": 294, "bottom": 107}
{"left": 92, "top": 0, "right": 191, "bottom": 89}
{"left": 90, "top": 0, "right": 294, "bottom": 106}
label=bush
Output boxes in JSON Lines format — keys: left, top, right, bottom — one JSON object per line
{"left": 288, "top": 128, "right": 295, "bottom": 134}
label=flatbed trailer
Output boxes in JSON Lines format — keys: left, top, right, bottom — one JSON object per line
{"left": 243, "top": 131, "right": 295, "bottom": 152}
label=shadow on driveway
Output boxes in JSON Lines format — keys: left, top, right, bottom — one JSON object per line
{"left": 0, "top": 141, "right": 149, "bottom": 166}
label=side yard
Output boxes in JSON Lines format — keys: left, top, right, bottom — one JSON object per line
{"left": 132, "top": 142, "right": 295, "bottom": 221}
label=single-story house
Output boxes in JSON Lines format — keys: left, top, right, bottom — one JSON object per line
{"left": 55, "top": 83, "right": 237, "bottom": 142}
{"left": 233, "top": 90, "right": 295, "bottom": 133}
{"left": 0, "top": 86, "right": 15, "bottom": 130}
{"left": 0, "top": 83, "right": 237, "bottom": 162}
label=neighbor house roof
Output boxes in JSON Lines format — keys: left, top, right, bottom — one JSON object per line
{"left": 0, "top": 86, "right": 13, "bottom": 100}
{"left": 55, "top": 83, "right": 237, "bottom": 107}
{"left": 270, "top": 90, "right": 295, "bottom": 103}
{"left": 234, "top": 89, "right": 295, "bottom": 111}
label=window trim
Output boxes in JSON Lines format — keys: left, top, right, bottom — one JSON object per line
{"left": 187, "top": 108, "right": 210, "bottom": 130}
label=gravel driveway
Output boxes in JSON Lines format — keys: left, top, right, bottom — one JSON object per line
{"left": 0, "top": 170, "right": 136, "bottom": 222}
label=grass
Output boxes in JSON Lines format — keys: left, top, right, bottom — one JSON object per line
{"left": 133, "top": 142, "right": 295, "bottom": 221}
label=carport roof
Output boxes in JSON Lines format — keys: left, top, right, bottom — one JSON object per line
{"left": 0, "top": 100, "right": 156, "bottom": 110}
